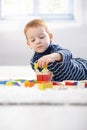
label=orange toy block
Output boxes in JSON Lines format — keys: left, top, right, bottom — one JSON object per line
{"left": 24, "top": 80, "right": 34, "bottom": 87}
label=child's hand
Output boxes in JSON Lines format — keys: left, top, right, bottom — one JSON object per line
{"left": 37, "top": 53, "right": 62, "bottom": 68}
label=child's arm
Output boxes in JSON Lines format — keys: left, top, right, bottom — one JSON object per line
{"left": 37, "top": 45, "right": 72, "bottom": 68}
{"left": 37, "top": 53, "right": 63, "bottom": 68}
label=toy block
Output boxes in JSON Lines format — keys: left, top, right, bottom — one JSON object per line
{"left": 0, "top": 80, "right": 7, "bottom": 85}
{"left": 29, "top": 82, "right": 34, "bottom": 87}
{"left": 38, "top": 83, "right": 45, "bottom": 90}
{"left": 6, "top": 81, "right": 13, "bottom": 86}
{"left": 24, "top": 80, "right": 34, "bottom": 87}
{"left": 37, "top": 74, "right": 43, "bottom": 82}
{"left": 13, "top": 82, "right": 21, "bottom": 86}
{"left": 65, "top": 81, "right": 78, "bottom": 86}
{"left": 43, "top": 74, "right": 51, "bottom": 81}
{"left": 38, "top": 82, "right": 53, "bottom": 90}
{"left": 52, "top": 81, "right": 59, "bottom": 85}
{"left": 11, "top": 81, "right": 21, "bottom": 86}
{"left": 85, "top": 82, "right": 87, "bottom": 88}
{"left": 46, "top": 82, "right": 53, "bottom": 88}
{"left": 34, "top": 62, "right": 38, "bottom": 70}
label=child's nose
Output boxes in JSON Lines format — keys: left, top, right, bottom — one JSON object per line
{"left": 36, "top": 38, "right": 41, "bottom": 44}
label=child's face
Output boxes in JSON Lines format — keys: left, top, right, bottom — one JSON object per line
{"left": 26, "top": 26, "right": 53, "bottom": 53}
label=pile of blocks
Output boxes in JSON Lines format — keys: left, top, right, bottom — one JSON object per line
{"left": 37, "top": 73, "right": 53, "bottom": 90}
{"left": 34, "top": 62, "right": 53, "bottom": 90}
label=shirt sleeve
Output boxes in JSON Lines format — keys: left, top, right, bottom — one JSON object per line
{"left": 54, "top": 45, "right": 72, "bottom": 62}
{"left": 30, "top": 58, "right": 35, "bottom": 70}
{"left": 47, "top": 45, "right": 73, "bottom": 77}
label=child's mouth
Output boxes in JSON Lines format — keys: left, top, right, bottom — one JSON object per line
{"left": 37, "top": 45, "right": 43, "bottom": 49}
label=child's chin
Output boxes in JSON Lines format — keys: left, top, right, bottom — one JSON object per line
{"left": 37, "top": 50, "right": 44, "bottom": 53}
{"left": 36, "top": 49, "right": 45, "bottom": 53}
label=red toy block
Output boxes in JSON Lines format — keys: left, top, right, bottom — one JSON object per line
{"left": 52, "top": 81, "right": 59, "bottom": 85}
{"left": 37, "top": 75, "right": 43, "bottom": 82}
{"left": 43, "top": 74, "right": 51, "bottom": 81}
{"left": 65, "top": 81, "right": 78, "bottom": 86}
{"left": 85, "top": 82, "right": 87, "bottom": 88}
{"left": 65, "top": 81, "right": 74, "bottom": 86}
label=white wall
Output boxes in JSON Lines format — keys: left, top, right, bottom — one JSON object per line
{"left": 0, "top": 0, "right": 87, "bottom": 65}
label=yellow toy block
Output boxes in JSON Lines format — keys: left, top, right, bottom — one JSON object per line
{"left": 34, "top": 62, "right": 38, "bottom": 70}
{"left": 6, "top": 81, "right": 13, "bottom": 86}
{"left": 38, "top": 82, "right": 53, "bottom": 90}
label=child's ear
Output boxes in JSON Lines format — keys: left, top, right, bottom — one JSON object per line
{"left": 26, "top": 41, "right": 30, "bottom": 46}
{"left": 26, "top": 41, "right": 28, "bottom": 45}
{"left": 26, "top": 41, "right": 30, "bottom": 47}
{"left": 26, "top": 41, "right": 33, "bottom": 49}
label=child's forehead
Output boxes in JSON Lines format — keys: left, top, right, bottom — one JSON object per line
{"left": 27, "top": 26, "right": 47, "bottom": 33}
{"left": 29, "top": 25, "right": 45, "bottom": 30}
{"left": 26, "top": 26, "right": 47, "bottom": 37}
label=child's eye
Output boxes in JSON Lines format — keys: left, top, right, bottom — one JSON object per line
{"left": 39, "top": 35, "right": 45, "bottom": 39}
{"left": 30, "top": 39, "right": 35, "bottom": 42}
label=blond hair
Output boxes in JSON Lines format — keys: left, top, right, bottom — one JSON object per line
{"left": 24, "top": 19, "right": 50, "bottom": 40}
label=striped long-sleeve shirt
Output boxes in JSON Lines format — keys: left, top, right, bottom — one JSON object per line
{"left": 30, "top": 42, "right": 87, "bottom": 81}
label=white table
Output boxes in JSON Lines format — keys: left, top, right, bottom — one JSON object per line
{"left": 0, "top": 66, "right": 87, "bottom": 130}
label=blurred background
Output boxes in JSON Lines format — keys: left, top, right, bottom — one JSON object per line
{"left": 0, "top": 0, "right": 87, "bottom": 65}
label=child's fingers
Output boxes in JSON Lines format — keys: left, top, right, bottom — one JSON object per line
{"left": 37, "top": 59, "right": 48, "bottom": 68}
{"left": 38, "top": 61, "right": 46, "bottom": 68}
{"left": 37, "top": 55, "right": 51, "bottom": 68}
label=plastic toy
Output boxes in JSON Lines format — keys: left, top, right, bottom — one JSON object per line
{"left": 24, "top": 80, "right": 35, "bottom": 87}
{"left": 34, "top": 63, "right": 53, "bottom": 90}
{"left": 85, "top": 81, "right": 87, "bottom": 88}
{"left": 38, "top": 82, "right": 52, "bottom": 90}
{"left": 65, "top": 81, "right": 78, "bottom": 86}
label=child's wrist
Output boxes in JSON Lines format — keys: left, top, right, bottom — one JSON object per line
{"left": 53, "top": 53, "right": 63, "bottom": 61}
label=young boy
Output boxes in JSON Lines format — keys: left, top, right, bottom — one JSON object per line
{"left": 24, "top": 19, "right": 87, "bottom": 81}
